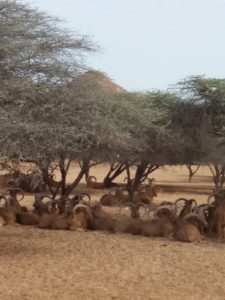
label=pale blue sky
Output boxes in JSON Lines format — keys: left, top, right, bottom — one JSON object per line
{"left": 27, "top": 0, "right": 225, "bottom": 91}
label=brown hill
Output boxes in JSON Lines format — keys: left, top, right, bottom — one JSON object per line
{"left": 70, "top": 70, "right": 126, "bottom": 94}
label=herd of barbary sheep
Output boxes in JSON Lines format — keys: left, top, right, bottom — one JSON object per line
{"left": 0, "top": 173, "right": 225, "bottom": 243}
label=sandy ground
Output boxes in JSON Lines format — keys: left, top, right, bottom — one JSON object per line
{"left": 1, "top": 165, "right": 225, "bottom": 300}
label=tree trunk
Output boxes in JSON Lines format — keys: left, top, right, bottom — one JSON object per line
{"left": 208, "top": 164, "right": 225, "bottom": 192}
{"left": 125, "top": 161, "right": 159, "bottom": 202}
{"left": 186, "top": 164, "right": 200, "bottom": 182}
{"left": 103, "top": 163, "right": 126, "bottom": 187}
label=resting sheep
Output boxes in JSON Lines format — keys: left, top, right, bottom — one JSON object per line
{"left": 100, "top": 187, "right": 128, "bottom": 206}
{"left": 0, "top": 196, "right": 17, "bottom": 224}
{"left": 0, "top": 189, "right": 27, "bottom": 225}
{"left": 88, "top": 204, "right": 116, "bottom": 232}
{"left": 173, "top": 212, "right": 207, "bottom": 243}
{"left": 17, "top": 212, "right": 40, "bottom": 225}
{"left": 38, "top": 202, "right": 92, "bottom": 231}
{"left": 134, "top": 180, "right": 157, "bottom": 204}
{"left": 175, "top": 198, "right": 197, "bottom": 218}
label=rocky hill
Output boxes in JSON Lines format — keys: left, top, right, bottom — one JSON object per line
{"left": 70, "top": 70, "right": 126, "bottom": 93}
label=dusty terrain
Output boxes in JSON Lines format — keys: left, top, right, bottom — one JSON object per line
{"left": 1, "top": 165, "right": 225, "bottom": 300}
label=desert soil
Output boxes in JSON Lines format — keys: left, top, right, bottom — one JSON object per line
{"left": 0, "top": 165, "right": 225, "bottom": 300}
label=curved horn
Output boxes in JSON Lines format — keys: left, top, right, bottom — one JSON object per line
{"left": 156, "top": 204, "right": 176, "bottom": 212}
{"left": 207, "top": 193, "right": 217, "bottom": 205}
{"left": 4, "top": 187, "right": 24, "bottom": 201}
{"left": 183, "top": 212, "right": 197, "bottom": 220}
{"left": 175, "top": 198, "right": 189, "bottom": 206}
{"left": 183, "top": 212, "right": 208, "bottom": 227}
{"left": 69, "top": 194, "right": 80, "bottom": 202}
{"left": 73, "top": 204, "right": 93, "bottom": 219}
{"left": 154, "top": 204, "right": 177, "bottom": 216}
{"left": 88, "top": 176, "right": 97, "bottom": 182}
{"left": 190, "top": 199, "right": 197, "bottom": 207}
{"left": 41, "top": 195, "right": 53, "bottom": 204}
{"left": 80, "top": 193, "right": 91, "bottom": 203}
{"left": 198, "top": 203, "right": 209, "bottom": 209}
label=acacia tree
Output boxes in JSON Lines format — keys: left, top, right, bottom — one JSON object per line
{"left": 0, "top": 0, "right": 103, "bottom": 197}
{"left": 0, "top": 1, "right": 144, "bottom": 199}
{"left": 0, "top": 0, "right": 95, "bottom": 141}
{"left": 174, "top": 76, "right": 225, "bottom": 190}
{"left": 104, "top": 91, "right": 181, "bottom": 201}
{"left": 0, "top": 81, "right": 133, "bottom": 197}
{"left": 0, "top": 0, "right": 95, "bottom": 83}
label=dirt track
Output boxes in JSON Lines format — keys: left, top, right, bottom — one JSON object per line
{"left": 1, "top": 165, "right": 225, "bottom": 300}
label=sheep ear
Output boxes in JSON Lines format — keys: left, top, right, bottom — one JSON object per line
{"left": 42, "top": 196, "right": 53, "bottom": 204}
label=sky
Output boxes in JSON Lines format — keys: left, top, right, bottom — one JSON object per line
{"left": 25, "top": 0, "right": 225, "bottom": 91}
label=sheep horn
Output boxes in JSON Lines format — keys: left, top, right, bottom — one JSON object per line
{"left": 175, "top": 198, "right": 189, "bottom": 206}
{"left": 4, "top": 187, "right": 24, "bottom": 201}
{"left": 88, "top": 176, "right": 97, "bottom": 182}
{"left": 198, "top": 203, "right": 209, "bottom": 209}
{"left": 155, "top": 204, "right": 177, "bottom": 216}
{"left": 80, "top": 193, "right": 91, "bottom": 203}
{"left": 183, "top": 212, "right": 197, "bottom": 220}
{"left": 73, "top": 204, "right": 93, "bottom": 219}
{"left": 183, "top": 212, "right": 208, "bottom": 227}
{"left": 207, "top": 193, "right": 217, "bottom": 205}
{"left": 190, "top": 199, "right": 197, "bottom": 207}
{"left": 41, "top": 195, "right": 53, "bottom": 204}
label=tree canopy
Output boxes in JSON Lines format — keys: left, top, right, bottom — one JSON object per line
{"left": 1, "top": 1, "right": 225, "bottom": 194}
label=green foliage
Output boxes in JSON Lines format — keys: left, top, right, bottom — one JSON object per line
{"left": 174, "top": 76, "right": 225, "bottom": 164}
{"left": 0, "top": 0, "right": 95, "bottom": 84}
{"left": 2, "top": 1, "right": 225, "bottom": 195}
